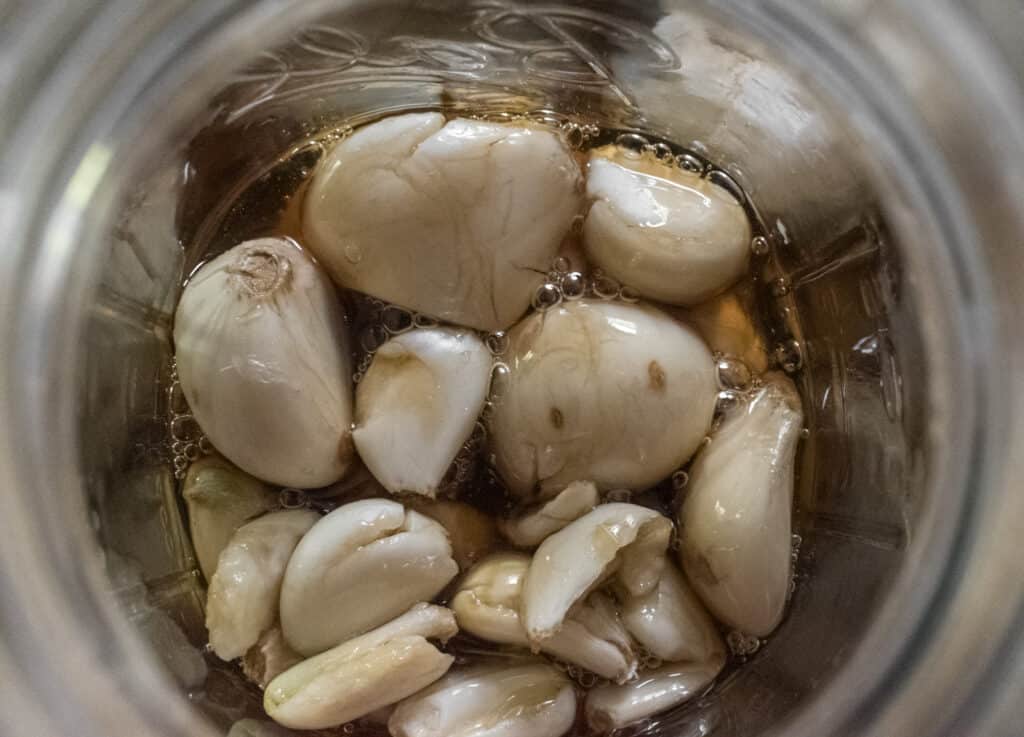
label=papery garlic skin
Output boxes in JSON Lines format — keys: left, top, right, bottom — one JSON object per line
{"left": 353, "top": 328, "right": 491, "bottom": 497}
{"left": 402, "top": 496, "right": 498, "bottom": 570}
{"left": 583, "top": 145, "right": 751, "bottom": 306}
{"left": 303, "top": 114, "right": 583, "bottom": 331}
{"left": 174, "top": 237, "right": 354, "bottom": 488}
{"left": 489, "top": 301, "right": 717, "bottom": 499}
{"left": 679, "top": 374, "right": 803, "bottom": 636}
{"left": 242, "top": 627, "right": 303, "bottom": 689}
{"left": 389, "top": 660, "right": 576, "bottom": 737}
{"left": 279, "top": 499, "right": 458, "bottom": 656}
{"left": 206, "top": 509, "right": 319, "bottom": 660}
{"left": 500, "top": 480, "right": 599, "bottom": 548}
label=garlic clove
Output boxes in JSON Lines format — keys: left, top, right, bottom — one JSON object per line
{"left": 279, "top": 498, "right": 458, "bottom": 656}
{"left": 584, "top": 655, "right": 726, "bottom": 732}
{"left": 227, "top": 719, "right": 290, "bottom": 737}
{"left": 451, "top": 552, "right": 532, "bottom": 647}
{"left": 499, "top": 480, "right": 599, "bottom": 548}
{"left": 402, "top": 496, "right": 498, "bottom": 570}
{"left": 182, "top": 454, "right": 275, "bottom": 582}
{"left": 671, "top": 282, "right": 769, "bottom": 374}
{"left": 582, "top": 144, "right": 751, "bottom": 306}
{"left": 174, "top": 237, "right": 355, "bottom": 488}
{"left": 353, "top": 328, "right": 491, "bottom": 497}
{"left": 388, "top": 660, "right": 577, "bottom": 737}
{"left": 542, "top": 591, "right": 638, "bottom": 684}
{"left": 488, "top": 300, "right": 717, "bottom": 499}
{"left": 242, "top": 626, "right": 303, "bottom": 690}
{"left": 679, "top": 373, "right": 803, "bottom": 636}
{"left": 303, "top": 114, "right": 583, "bottom": 332}
{"left": 206, "top": 509, "right": 319, "bottom": 661}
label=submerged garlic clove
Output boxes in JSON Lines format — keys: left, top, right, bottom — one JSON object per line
{"left": 353, "top": 328, "right": 491, "bottom": 497}
{"left": 279, "top": 498, "right": 458, "bottom": 656}
{"left": 582, "top": 144, "right": 751, "bottom": 306}
{"left": 499, "top": 480, "right": 599, "bottom": 548}
{"left": 679, "top": 373, "right": 803, "bottom": 636}
{"left": 672, "top": 282, "right": 769, "bottom": 374}
{"left": 303, "top": 114, "right": 583, "bottom": 331}
{"left": 402, "top": 496, "right": 498, "bottom": 570}
{"left": 206, "top": 509, "right": 319, "bottom": 661}
{"left": 182, "top": 454, "right": 275, "bottom": 582}
{"left": 389, "top": 660, "right": 576, "bottom": 737}
{"left": 542, "top": 591, "right": 638, "bottom": 684}
{"left": 227, "top": 719, "right": 291, "bottom": 737}
{"left": 489, "top": 300, "right": 717, "bottom": 498}
{"left": 242, "top": 627, "right": 303, "bottom": 690}
{"left": 174, "top": 237, "right": 355, "bottom": 488}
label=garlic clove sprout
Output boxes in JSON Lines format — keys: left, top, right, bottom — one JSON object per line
{"left": 279, "top": 498, "right": 458, "bottom": 656}
{"left": 672, "top": 282, "right": 769, "bottom": 374}
{"left": 388, "top": 660, "right": 577, "bottom": 737}
{"left": 303, "top": 114, "right": 583, "bottom": 332}
{"left": 242, "top": 627, "right": 303, "bottom": 690}
{"left": 488, "top": 300, "right": 717, "bottom": 499}
{"left": 582, "top": 144, "right": 751, "bottom": 306}
{"left": 353, "top": 328, "right": 491, "bottom": 497}
{"left": 679, "top": 373, "right": 803, "bottom": 636}
{"left": 182, "top": 454, "right": 275, "bottom": 582}
{"left": 206, "top": 509, "right": 319, "bottom": 661}
{"left": 174, "top": 237, "right": 355, "bottom": 488}
{"left": 402, "top": 496, "right": 498, "bottom": 570}
{"left": 499, "top": 480, "right": 599, "bottom": 548}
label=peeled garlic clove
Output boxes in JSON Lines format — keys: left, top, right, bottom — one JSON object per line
{"left": 489, "top": 300, "right": 717, "bottom": 498}
{"left": 451, "top": 552, "right": 532, "bottom": 646}
{"left": 500, "top": 480, "right": 599, "bottom": 548}
{"left": 679, "top": 373, "right": 803, "bottom": 636}
{"left": 522, "top": 503, "right": 672, "bottom": 642}
{"left": 402, "top": 496, "right": 498, "bottom": 569}
{"left": 182, "top": 454, "right": 275, "bottom": 581}
{"left": 304, "top": 114, "right": 583, "bottom": 331}
{"left": 242, "top": 627, "right": 303, "bottom": 689}
{"left": 582, "top": 144, "right": 751, "bottom": 306}
{"left": 280, "top": 498, "right": 458, "bottom": 655}
{"left": 227, "top": 719, "right": 290, "bottom": 737}
{"left": 389, "top": 660, "right": 576, "bottom": 737}
{"left": 584, "top": 655, "right": 725, "bottom": 732}
{"left": 542, "top": 591, "right": 638, "bottom": 684}
{"left": 353, "top": 328, "right": 491, "bottom": 497}
{"left": 206, "top": 509, "right": 319, "bottom": 660}
{"left": 174, "top": 237, "right": 354, "bottom": 488}
{"left": 672, "top": 282, "right": 768, "bottom": 374}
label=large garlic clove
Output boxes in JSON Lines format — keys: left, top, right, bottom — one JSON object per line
{"left": 489, "top": 300, "right": 717, "bottom": 498}
{"left": 279, "top": 498, "right": 458, "bottom": 655}
{"left": 500, "top": 480, "right": 599, "bottom": 548}
{"left": 584, "top": 655, "right": 726, "bottom": 732}
{"left": 402, "top": 496, "right": 498, "bottom": 570}
{"left": 303, "top": 114, "right": 583, "bottom": 332}
{"left": 522, "top": 503, "right": 672, "bottom": 642}
{"left": 242, "top": 627, "right": 303, "bottom": 690}
{"left": 389, "top": 660, "right": 576, "bottom": 737}
{"left": 541, "top": 591, "right": 638, "bottom": 684}
{"left": 174, "top": 237, "right": 355, "bottom": 488}
{"left": 672, "top": 282, "right": 769, "bottom": 374}
{"left": 353, "top": 328, "right": 491, "bottom": 497}
{"left": 182, "top": 454, "right": 275, "bottom": 581}
{"left": 582, "top": 144, "right": 751, "bottom": 306}
{"left": 620, "top": 561, "right": 724, "bottom": 664}
{"left": 206, "top": 509, "right": 319, "bottom": 660}
{"left": 679, "top": 373, "right": 803, "bottom": 636}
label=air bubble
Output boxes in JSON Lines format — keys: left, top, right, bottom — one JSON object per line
{"left": 716, "top": 357, "right": 752, "bottom": 390}
{"left": 706, "top": 169, "right": 746, "bottom": 205}
{"left": 184, "top": 443, "right": 201, "bottom": 462}
{"left": 170, "top": 415, "right": 200, "bottom": 442}
{"left": 412, "top": 313, "right": 439, "bottom": 329}
{"left": 652, "top": 142, "right": 674, "bottom": 161}
{"left": 488, "top": 362, "right": 511, "bottom": 401}
{"left": 360, "top": 324, "right": 389, "bottom": 352}
{"left": 750, "top": 235, "right": 770, "bottom": 256}
{"left": 485, "top": 331, "right": 509, "bottom": 356}
{"left": 198, "top": 435, "right": 214, "bottom": 454}
{"left": 564, "top": 125, "right": 585, "bottom": 149}
{"left": 342, "top": 724, "right": 355, "bottom": 735}
{"left": 800, "top": 427, "right": 811, "bottom": 439}
{"left": 343, "top": 243, "right": 362, "bottom": 264}
{"left": 715, "top": 390, "right": 745, "bottom": 416}
{"left": 671, "top": 470, "right": 689, "bottom": 491}
{"left": 771, "top": 278, "right": 791, "bottom": 297}
{"left": 561, "top": 272, "right": 586, "bottom": 300}
{"left": 774, "top": 339, "right": 803, "bottom": 373}
{"left": 605, "top": 488, "right": 632, "bottom": 502}
{"left": 552, "top": 256, "right": 571, "bottom": 274}
{"left": 381, "top": 305, "right": 413, "bottom": 334}
{"left": 279, "top": 488, "right": 307, "bottom": 509}
{"left": 618, "top": 284, "right": 641, "bottom": 303}
{"left": 615, "top": 132, "right": 649, "bottom": 158}
{"left": 677, "top": 153, "right": 705, "bottom": 173}
{"left": 532, "top": 283, "right": 562, "bottom": 311}
{"left": 592, "top": 273, "right": 620, "bottom": 300}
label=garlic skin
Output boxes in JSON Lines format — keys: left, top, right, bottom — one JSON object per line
{"left": 353, "top": 328, "right": 491, "bottom": 497}
{"left": 303, "top": 113, "right": 583, "bottom": 331}
{"left": 402, "top": 496, "right": 498, "bottom": 570}
{"left": 242, "top": 627, "right": 303, "bottom": 689}
{"left": 679, "top": 374, "right": 803, "bottom": 636}
{"left": 489, "top": 300, "right": 717, "bottom": 499}
{"left": 206, "top": 509, "right": 319, "bottom": 661}
{"left": 500, "top": 480, "right": 599, "bottom": 548}
{"left": 182, "top": 454, "right": 275, "bottom": 581}
{"left": 174, "top": 237, "right": 354, "bottom": 488}
{"left": 582, "top": 145, "right": 751, "bottom": 306}
{"left": 279, "top": 499, "right": 458, "bottom": 656}
{"left": 389, "top": 660, "right": 576, "bottom": 737}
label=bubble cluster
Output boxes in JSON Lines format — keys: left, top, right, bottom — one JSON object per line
{"left": 726, "top": 630, "right": 762, "bottom": 657}
{"left": 352, "top": 300, "right": 440, "bottom": 384}
{"left": 167, "top": 359, "right": 210, "bottom": 479}
{"left": 773, "top": 339, "right": 803, "bottom": 373}
{"left": 716, "top": 357, "right": 752, "bottom": 390}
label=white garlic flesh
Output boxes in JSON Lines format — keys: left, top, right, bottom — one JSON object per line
{"left": 679, "top": 373, "right": 803, "bottom": 636}
{"left": 488, "top": 300, "right": 717, "bottom": 498}
{"left": 206, "top": 509, "right": 319, "bottom": 660}
{"left": 582, "top": 144, "right": 751, "bottom": 305}
{"left": 279, "top": 498, "right": 458, "bottom": 656}
{"left": 353, "top": 328, "right": 491, "bottom": 497}
{"left": 540, "top": 591, "right": 637, "bottom": 684}
{"left": 174, "top": 237, "right": 355, "bottom": 488}
{"left": 303, "top": 113, "right": 583, "bottom": 331}
{"left": 242, "top": 627, "right": 303, "bottom": 690}
{"left": 499, "top": 480, "right": 599, "bottom": 548}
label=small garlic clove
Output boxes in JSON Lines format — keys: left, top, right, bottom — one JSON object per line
{"left": 672, "top": 282, "right": 769, "bottom": 374}
{"left": 174, "top": 237, "right": 355, "bottom": 488}
{"left": 679, "top": 373, "right": 803, "bottom": 636}
{"left": 542, "top": 591, "right": 638, "bottom": 684}
{"left": 206, "top": 509, "right": 319, "bottom": 661}
{"left": 353, "top": 328, "right": 491, "bottom": 497}
{"left": 451, "top": 552, "right": 532, "bottom": 647}
{"left": 242, "top": 626, "right": 303, "bottom": 690}
{"left": 279, "top": 499, "right": 458, "bottom": 656}
{"left": 489, "top": 300, "right": 717, "bottom": 499}
{"left": 582, "top": 144, "right": 751, "bottom": 306}
{"left": 584, "top": 655, "right": 726, "bottom": 732}
{"left": 499, "top": 480, "right": 599, "bottom": 548}
{"left": 303, "top": 114, "right": 583, "bottom": 331}
{"left": 402, "top": 496, "right": 498, "bottom": 571}
{"left": 182, "top": 454, "right": 275, "bottom": 582}
{"left": 227, "top": 719, "right": 290, "bottom": 737}
{"left": 388, "top": 660, "right": 577, "bottom": 737}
